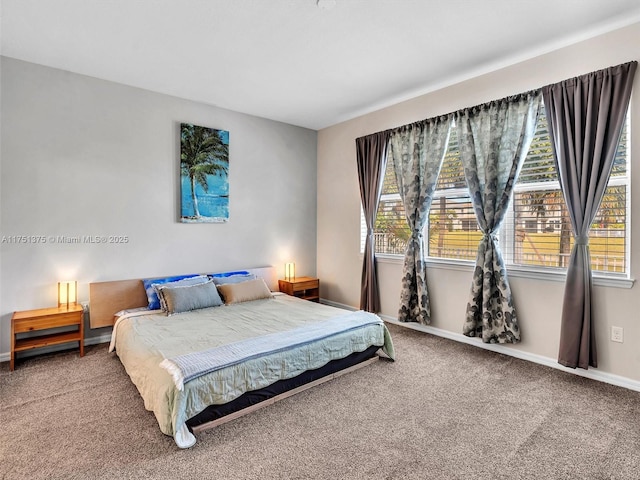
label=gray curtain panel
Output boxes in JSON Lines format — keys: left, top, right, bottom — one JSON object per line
{"left": 389, "top": 116, "right": 452, "bottom": 324}
{"left": 542, "top": 61, "right": 637, "bottom": 369}
{"left": 356, "top": 130, "right": 391, "bottom": 313}
{"left": 455, "top": 92, "right": 541, "bottom": 343}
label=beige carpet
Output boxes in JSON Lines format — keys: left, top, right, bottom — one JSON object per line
{"left": 1, "top": 323, "right": 639, "bottom": 480}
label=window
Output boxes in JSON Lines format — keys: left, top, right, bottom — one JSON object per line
{"left": 367, "top": 104, "right": 630, "bottom": 276}
{"left": 365, "top": 154, "right": 409, "bottom": 256}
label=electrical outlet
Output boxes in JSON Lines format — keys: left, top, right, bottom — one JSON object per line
{"left": 80, "top": 301, "right": 90, "bottom": 313}
{"left": 611, "top": 326, "right": 624, "bottom": 343}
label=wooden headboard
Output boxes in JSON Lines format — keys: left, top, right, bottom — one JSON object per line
{"left": 88, "top": 266, "right": 278, "bottom": 328}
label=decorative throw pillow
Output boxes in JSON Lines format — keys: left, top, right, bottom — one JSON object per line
{"left": 153, "top": 275, "right": 210, "bottom": 311}
{"left": 216, "top": 278, "right": 273, "bottom": 305}
{"left": 161, "top": 280, "right": 224, "bottom": 315}
{"left": 142, "top": 274, "right": 202, "bottom": 310}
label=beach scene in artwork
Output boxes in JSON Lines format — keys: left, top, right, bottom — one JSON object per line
{"left": 180, "top": 123, "right": 229, "bottom": 223}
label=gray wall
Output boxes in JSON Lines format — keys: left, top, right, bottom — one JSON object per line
{"left": 0, "top": 57, "right": 317, "bottom": 354}
{"left": 317, "top": 22, "right": 640, "bottom": 385}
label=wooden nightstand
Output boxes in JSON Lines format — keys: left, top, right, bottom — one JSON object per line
{"left": 278, "top": 277, "right": 320, "bottom": 303}
{"left": 10, "top": 304, "right": 84, "bottom": 371}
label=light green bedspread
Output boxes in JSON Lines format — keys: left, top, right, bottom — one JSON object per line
{"left": 110, "top": 294, "right": 394, "bottom": 447}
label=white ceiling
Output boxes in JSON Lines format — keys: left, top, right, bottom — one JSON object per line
{"left": 2, "top": 0, "right": 640, "bottom": 130}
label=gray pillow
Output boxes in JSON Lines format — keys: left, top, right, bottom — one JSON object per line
{"left": 211, "top": 273, "right": 257, "bottom": 285}
{"left": 160, "top": 280, "right": 223, "bottom": 315}
{"left": 153, "top": 275, "right": 210, "bottom": 311}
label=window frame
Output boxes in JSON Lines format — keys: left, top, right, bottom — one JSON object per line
{"left": 365, "top": 106, "right": 634, "bottom": 289}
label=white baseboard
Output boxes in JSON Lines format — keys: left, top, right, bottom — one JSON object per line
{"left": 321, "top": 298, "right": 640, "bottom": 393}
{"left": 0, "top": 333, "right": 112, "bottom": 364}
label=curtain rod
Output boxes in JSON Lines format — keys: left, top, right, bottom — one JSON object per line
{"left": 356, "top": 88, "right": 540, "bottom": 140}
{"left": 356, "top": 60, "right": 636, "bottom": 141}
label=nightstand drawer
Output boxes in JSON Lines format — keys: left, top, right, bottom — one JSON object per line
{"left": 13, "top": 312, "right": 82, "bottom": 333}
{"left": 293, "top": 280, "right": 319, "bottom": 291}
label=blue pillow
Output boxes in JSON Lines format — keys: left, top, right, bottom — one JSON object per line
{"left": 142, "top": 274, "right": 201, "bottom": 310}
{"left": 209, "top": 270, "right": 250, "bottom": 278}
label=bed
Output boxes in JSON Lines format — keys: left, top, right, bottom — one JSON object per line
{"left": 89, "top": 267, "right": 395, "bottom": 448}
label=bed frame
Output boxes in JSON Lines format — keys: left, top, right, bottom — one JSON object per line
{"left": 89, "top": 266, "right": 380, "bottom": 441}
{"left": 189, "top": 350, "right": 379, "bottom": 433}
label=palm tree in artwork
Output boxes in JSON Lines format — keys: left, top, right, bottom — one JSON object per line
{"left": 180, "top": 123, "right": 229, "bottom": 218}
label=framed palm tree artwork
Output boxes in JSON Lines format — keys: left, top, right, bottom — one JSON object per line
{"left": 180, "top": 123, "right": 230, "bottom": 223}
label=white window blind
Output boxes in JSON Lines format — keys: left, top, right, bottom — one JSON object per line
{"left": 367, "top": 103, "right": 630, "bottom": 276}
{"left": 370, "top": 154, "right": 409, "bottom": 255}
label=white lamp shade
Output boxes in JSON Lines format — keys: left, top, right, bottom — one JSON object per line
{"left": 284, "top": 263, "right": 296, "bottom": 280}
{"left": 58, "top": 281, "right": 77, "bottom": 308}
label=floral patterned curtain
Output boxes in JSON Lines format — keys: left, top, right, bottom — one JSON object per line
{"left": 389, "top": 116, "right": 452, "bottom": 324}
{"left": 455, "top": 92, "right": 541, "bottom": 343}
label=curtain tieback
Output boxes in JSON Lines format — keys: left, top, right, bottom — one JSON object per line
{"left": 483, "top": 232, "right": 498, "bottom": 243}
{"left": 574, "top": 235, "right": 589, "bottom": 246}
